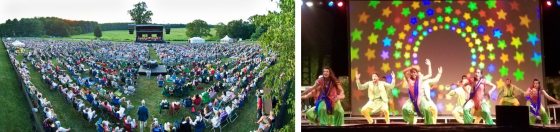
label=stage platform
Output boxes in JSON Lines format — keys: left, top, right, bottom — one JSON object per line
{"left": 138, "top": 65, "right": 167, "bottom": 75}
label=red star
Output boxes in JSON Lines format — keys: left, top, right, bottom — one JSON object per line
{"left": 506, "top": 23, "right": 515, "bottom": 34}
{"left": 436, "top": 7, "right": 442, "bottom": 14}
{"left": 430, "top": 18, "right": 436, "bottom": 24}
{"left": 510, "top": 1, "right": 519, "bottom": 11}
{"left": 458, "top": 1, "right": 466, "bottom": 5}
{"left": 455, "top": 9, "right": 462, "bottom": 15}
{"left": 394, "top": 17, "right": 401, "bottom": 24}
{"left": 478, "top": 10, "right": 486, "bottom": 18}
{"left": 367, "top": 66, "right": 376, "bottom": 76}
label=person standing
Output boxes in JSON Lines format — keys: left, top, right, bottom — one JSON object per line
{"left": 137, "top": 100, "right": 149, "bottom": 132}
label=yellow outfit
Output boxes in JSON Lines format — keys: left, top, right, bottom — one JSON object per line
{"left": 498, "top": 85, "right": 523, "bottom": 106}
{"left": 356, "top": 80, "right": 394, "bottom": 124}
{"left": 446, "top": 87, "right": 467, "bottom": 124}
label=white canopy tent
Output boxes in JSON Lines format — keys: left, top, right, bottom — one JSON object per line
{"left": 189, "top": 37, "right": 205, "bottom": 44}
{"left": 220, "top": 35, "right": 234, "bottom": 44}
{"left": 11, "top": 40, "right": 25, "bottom": 47}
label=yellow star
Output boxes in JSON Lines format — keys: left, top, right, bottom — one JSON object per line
{"left": 395, "top": 62, "right": 402, "bottom": 69}
{"left": 446, "top": 103, "right": 454, "bottom": 112}
{"left": 497, "top": 9, "right": 507, "bottom": 20}
{"left": 445, "top": 16, "right": 451, "bottom": 22}
{"left": 514, "top": 51, "right": 525, "bottom": 64}
{"left": 519, "top": 15, "right": 531, "bottom": 28}
{"left": 381, "top": 63, "right": 391, "bottom": 73}
{"left": 500, "top": 53, "right": 509, "bottom": 63}
{"left": 411, "top": 2, "right": 420, "bottom": 10}
{"left": 486, "top": 43, "right": 495, "bottom": 51}
{"left": 351, "top": 67, "right": 358, "bottom": 82}
{"left": 358, "top": 12, "right": 370, "bottom": 24}
{"left": 486, "top": 18, "right": 495, "bottom": 27}
{"left": 404, "top": 24, "right": 411, "bottom": 31}
{"left": 483, "top": 35, "right": 491, "bottom": 42}
{"left": 479, "top": 54, "right": 486, "bottom": 61}
{"left": 368, "top": 33, "right": 378, "bottom": 45}
{"left": 364, "top": 48, "right": 376, "bottom": 61}
{"left": 382, "top": 7, "right": 392, "bottom": 17}
{"left": 398, "top": 32, "right": 406, "bottom": 40}
{"left": 496, "top": 79, "right": 505, "bottom": 88}
{"left": 463, "top": 13, "right": 471, "bottom": 20}
{"left": 405, "top": 44, "right": 411, "bottom": 51}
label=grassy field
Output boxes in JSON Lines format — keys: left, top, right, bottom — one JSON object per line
{"left": 70, "top": 28, "right": 217, "bottom": 42}
{"left": 0, "top": 39, "right": 34, "bottom": 131}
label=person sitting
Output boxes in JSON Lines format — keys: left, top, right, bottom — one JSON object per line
{"left": 210, "top": 111, "right": 221, "bottom": 129}
{"left": 171, "top": 101, "right": 181, "bottom": 115}
{"left": 178, "top": 116, "right": 192, "bottom": 132}
{"left": 164, "top": 122, "right": 173, "bottom": 132}
{"left": 192, "top": 94, "right": 202, "bottom": 106}
{"left": 160, "top": 99, "right": 170, "bottom": 113}
{"left": 256, "top": 111, "right": 275, "bottom": 132}
{"left": 151, "top": 118, "right": 163, "bottom": 132}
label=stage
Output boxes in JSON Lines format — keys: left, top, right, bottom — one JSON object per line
{"left": 302, "top": 124, "right": 560, "bottom": 132}
{"left": 138, "top": 65, "right": 167, "bottom": 75}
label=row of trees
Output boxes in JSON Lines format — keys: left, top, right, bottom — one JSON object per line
{"left": 0, "top": 17, "right": 98, "bottom": 37}
{"left": 185, "top": 19, "right": 262, "bottom": 40}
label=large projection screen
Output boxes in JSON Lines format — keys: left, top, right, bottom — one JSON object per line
{"left": 349, "top": 0, "right": 543, "bottom": 116}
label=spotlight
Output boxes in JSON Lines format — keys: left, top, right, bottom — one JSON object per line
{"left": 337, "top": 1, "right": 344, "bottom": 7}
{"left": 328, "top": 1, "right": 334, "bottom": 7}
{"left": 546, "top": 0, "right": 552, "bottom": 6}
{"left": 306, "top": 1, "right": 313, "bottom": 7}
{"left": 557, "top": 0, "right": 560, "bottom": 6}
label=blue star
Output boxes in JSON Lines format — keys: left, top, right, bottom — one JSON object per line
{"left": 493, "top": 29, "right": 502, "bottom": 39}
{"left": 383, "top": 37, "right": 392, "bottom": 47}
{"left": 422, "top": 0, "right": 430, "bottom": 6}
{"left": 459, "top": 21, "right": 467, "bottom": 28}
{"left": 426, "top": 8, "right": 434, "bottom": 16}
{"left": 412, "top": 31, "right": 418, "bottom": 36}
{"left": 410, "top": 17, "right": 418, "bottom": 25}
{"left": 487, "top": 64, "right": 496, "bottom": 73}
{"left": 527, "top": 32, "right": 539, "bottom": 46}
{"left": 477, "top": 26, "right": 485, "bottom": 33}
{"left": 531, "top": 51, "right": 542, "bottom": 66}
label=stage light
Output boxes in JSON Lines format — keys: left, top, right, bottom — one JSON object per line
{"left": 328, "top": 1, "right": 334, "bottom": 7}
{"left": 337, "top": 1, "right": 344, "bottom": 7}
{"left": 557, "top": 0, "right": 560, "bottom": 6}
{"left": 546, "top": 1, "right": 552, "bottom": 6}
{"left": 306, "top": 1, "right": 313, "bottom": 7}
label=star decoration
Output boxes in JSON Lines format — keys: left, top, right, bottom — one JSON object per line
{"left": 513, "top": 68, "right": 525, "bottom": 81}
{"left": 444, "top": 6, "right": 453, "bottom": 14}
{"left": 468, "top": 1, "right": 478, "bottom": 11}
{"left": 374, "top": 19, "right": 384, "bottom": 30}
{"left": 500, "top": 53, "right": 509, "bottom": 63}
{"left": 382, "top": 7, "right": 392, "bottom": 17}
{"left": 485, "top": 74, "right": 493, "bottom": 82}
{"left": 486, "top": 18, "right": 495, "bottom": 27}
{"left": 527, "top": 32, "right": 539, "bottom": 46}
{"left": 488, "top": 53, "right": 496, "bottom": 61}
{"left": 436, "top": 7, "right": 443, "bottom": 14}
{"left": 486, "top": 43, "right": 494, "bottom": 51}
{"left": 365, "top": 48, "right": 376, "bottom": 61}
{"left": 455, "top": 9, "right": 462, "bottom": 15}
{"left": 381, "top": 63, "right": 391, "bottom": 73}
{"left": 514, "top": 51, "right": 525, "bottom": 65}
{"left": 395, "top": 62, "right": 402, "bottom": 69}
{"left": 417, "top": 11, "right": 426, "bottom": 20}
{"left": 437, "top": 16, "right": 444, "bottom": 23}
{"left": 471, "top": 18, "right": 479, "bottom": 26}
{"left": 498, "top": 40, "right": 507, "bottom": 50}
{"left": 510, "top": 1, "right": 519, "bottom": 11}
{"left": 381, "top": 50, "right": 390, "bottom": 60}
{"left": 402, "top": 8, "right": 411, "bottom": 17}
{"left": 483, "top": 35, "right": 491, "bottom": 42}
{"left": 368, "top": 1, "right": 380, "bottom": 9}
{"left": 387, "top": 25, "right": 396, "bottom": 35}
{"left": 519, "top": 15, "right": 531, "bottom": 28}
{"left": 393, "top": 51, "right": 402, "bottom": 59}
{"left": 493, "top": 29, "right": 502, "bottom": 38}
{"left": 394, "top": 17, "right": 402, "bottom": 24}
{"left": 358, "top": 12, "right": 370, "bottom": 24}
{"left": 392, "top": 1, "right": 403, "bottom": 7}
{"left": 497, "top": 9, "right": 507, "bottom": 20}
{"left": 411, "top": 2, "right": 421, "bottom": 10}
{"left": 496, "top": 79, "right": 505, "bottom": 88}
{"left": 488, "top": 63, "right": 496, "bottom": 73}
{"left": 463, "top": 13, "right": 471, "bottom": 20}
{"left": 398, "top": 32, "right": 406, "bottom": 40}
{"left": 478, "top": 10, "right": 487, "bottom": 18}
{"left": 383, "top": 37, "right": 392, "bottom": 47}
{"left": 499, "top": 65, "right": 509, "bottom": 77}
{"left": 395, "top": 41, "right": 403, "bottom": 49}
{"left": 351, "top": 28, "right": 362, "bottom": 42}
{"left": 368, "top": 33, "right": 378, "bottom": 45}
{"left": 404, "top": 52, "right": 410, "bottom": 59}
{"left": 404, "top": 24, "right": 411, "bottom": 31}
{"left": 506, "top": 23, "right": 515, "bottom": 34}
{"left": 531, "top": 51, "right": 542, "bottom": 66}
{"left": 511, "top": 37, "right": 522, "bottom": 49}
{"left": 367, "top": 66, "right": 376, "bottom": 76}
{"left": 486, "top": 0, "right": 497, "bottom": 9}
{"left": 351, "top": 46, "right": 360, "bottom": 61}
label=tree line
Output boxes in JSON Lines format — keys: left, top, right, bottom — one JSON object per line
{"left": 185, "top": 18, "right": 264, "bottom": 41}
{"left": 0, "top": 17, "right": 98, "bottom": 37}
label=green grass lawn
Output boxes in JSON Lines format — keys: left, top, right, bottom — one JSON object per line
{"left": 70, "top": 28, "right": 216, "bottom": 42}
{"left": 0, "top": 39, "right": 34, "bottom": 131}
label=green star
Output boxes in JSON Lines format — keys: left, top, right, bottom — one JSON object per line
{"left": 497, "top": 40, "right": 507, "bottom": 50}
{"left": 444, "top": 6, "right": 453, "bottom": 14}
{"left": 452, "top": 17, "right": 459, "bottom": 25}
{"left": 446, "top": 0, "right": 453, "bottom": 3}
{"left": 468, "top": 1, "right": 478, "bottom": 11}
{"left": 397, "top": 71, "right": 404, "bottom": 79}
{"left": 387, "top": 26, "right": 396, "bottom": 36}
{"left": 374, "top": 19, "right": 384, "bottom": 30}
{"left": 417, "top": 11, "right": 426, "bottom": 20}
{"left": 351, "top": 28, "right": 362, "bottom": 42}
{"left": 485, "top": 74, "right": 493, "bottom": 82}
{"left": 392, "top": 1, "right": 402, "bottom": 7}
{"left": 351, "top": 46, "right": 360, "bottom": 61}
{"left": 486, "top": 0, "right": 497, "bottom": 9}
{"left": 402, "top": 8, "right": 411, "bottom": 17}
{"left": 471, "top": 18, "right": 479, "bottom": 26}
{"left": 368, "top": 1, "right": 380, "bottom": 9}
{"left": 437, "top": 16, "right": 444, "bottom": 23}
{"left": 513, "top": 68, "right": 525, "bottom": 81}
{"left": 368, "top": 33, "right": 378, "bottom": 45}
{"left": 393, "top": 50, "right": 401, "bottom": 59}
{"left": 499, "top": 65, "right": 509, "bottom": 77}
{"left": 488, "top": 53, "right": 496, "bottom": 61}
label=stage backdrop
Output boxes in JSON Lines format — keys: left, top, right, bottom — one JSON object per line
{"left": 350, "top": 0, "right": 543, "bottom": 116}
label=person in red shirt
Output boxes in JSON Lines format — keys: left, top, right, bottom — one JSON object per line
{"left": 257, "top": 95, "right": 263, "bottom": 120}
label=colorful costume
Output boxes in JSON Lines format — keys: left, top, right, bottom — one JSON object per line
{"left": 446, "top": 86, "right": 468, "bottom": 124}
{"left": 402, "top": 79, "right": 438, "bottom": 124}
{"left": 526, "top": 90, "right": 550, "bottom": 125}
{"left": 356, "top": 80, "right": 394, "bottom": 124}
{"left": 498, "top": 85, "right": 522, "bottom": 106}
{"left": 305, "top": 78, "right": 344, "bottom": 126}
{"left": 463, "top": 78, "right": 494, "bottom": 125}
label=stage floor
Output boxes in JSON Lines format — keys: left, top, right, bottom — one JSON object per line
{"left": 138, "top": 65, "right": 167, "bottom": 75}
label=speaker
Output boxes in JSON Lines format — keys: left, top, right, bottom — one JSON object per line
{"left": 495, "top": 105, "right": 529, "bottom": 127}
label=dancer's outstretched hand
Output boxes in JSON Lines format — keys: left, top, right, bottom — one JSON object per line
{"left": 425, "top": 59, "right": 431, "bottom": 66}
{"left": 355, "top": 71, "right": 361, "bottom": 80}
{"left": 438, "top": 67, "right": 442, "bottom": 73}
{"left": 391, "top": 71, "right": 395, "bottom": 79}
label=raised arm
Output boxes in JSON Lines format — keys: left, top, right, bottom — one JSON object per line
{"left": 421, "top": 59, "right": 432, "bottom": 80}
{"left": 486, "top": 80, "right": 497, "bottom": 97}
{"left": 336, "top": 82, "right": 345, "bottom": 100}
{"left": 384, "top": 71, "right": 396, "bottom": 90}
{"left": 425, "top": 67, "right": 443, "bottom": 84}
{"left": 542, "top": 90, "right": 560, "bottom": 104}
{"left": 402, "top": 65, "right": 420, "bottom": 84}
{"left": 511, "top": 85, "right": 525, "bottom": 96}
{"left": 355, "top": 71, "right": 369, "bottom": 90}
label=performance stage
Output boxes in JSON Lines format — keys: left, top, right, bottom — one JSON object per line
{"left": 138, "top": 65, "right": 167, "bottom": 75}
{"left": 302, "top": 124, "right": 560, "bottom": 132}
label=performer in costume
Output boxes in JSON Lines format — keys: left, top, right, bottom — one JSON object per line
{"left": 401, "top": 59, "right": 443, "bottom": 124}
{"left": 498, "top": 79, "right": 525, "bottom": 106}
{"left": 524, "top": 79, "right": 560, "bottom": 125}
{"left": 446, "top": 75, "right": 470, "bottom": 124}
{"left": 302, "top": 67, "right": 345, "bottom": 126}
{"left": 463, "top": 69, "right": 496, "bottom": 125}
{"left": 355, "top": 71, "right": 395, "bottom": 124}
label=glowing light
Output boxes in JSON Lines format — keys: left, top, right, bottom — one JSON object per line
{"left": 328, "top": 1, "right": 334, "bottom": 7}
{"left": 306, "top": 1, "right": 313, "bottom": 7}
{"left": 547, "top": 1, "right": 552, "bottom": 6}
{"left": 337, "top": 1, "right": 344, "bottom": 7}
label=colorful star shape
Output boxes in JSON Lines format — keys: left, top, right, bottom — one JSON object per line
{"left": 395, "top": 41, "right": 403, "bottom": 49}
{"left": 511, "top": 37, "right": 522, "bottom": 49}
{"left": 488, "top": 53, "right": 496, "bottom": 61}
{"left": 402, "top": 8, "right": 411, "bottom": 17}
{"left": 358, "top": 12, "right": 370, "bottom": 24}
{"left": 374, "top": 19, "right": 384, "bottom": 30}
{"left": 398, "top": 32, "right": 406, "bottom": 40}
{"left": 486, "top": 18, "right": 495, "bottom": 27}
{"left": 510, "top": 1, "right": 519, "bottom": 11}
{"left": 365, "top": 48, "right": 376, "bottom": 61}
{"left": 519, "top": 15, "right": 531, "bottom": 28}
{"left": 351, "top": 28, "right": 362, "bottom": 42}
{"left": 499, "top": 65, "right": 509, "bottom": 77}
{"left": 513, "top": 68, "right": 525, "bottom": 81}
{"left": 486, "top": 0, "right": 497, "bottom": 9}
{"left": 381, "top": 63, "right": 391, "bottom": 73}
{"left": 471, "top": 18, "right": 479, "bottom": 26}
{"left": 368, "top": 33, "right": 378, "bottom": 45}
{"left": 493, "top": 29, "right": 502, "bottom": 38}
{"left": 498, "top": 40, "right": 507, "bottom": 50}
{"left": 381, "top": 50, "right": 390, "bottom": 60}
{"left": 382, "top": 7, "right": 392, "bottom": 17}
{"left": 497, "top": 9, "right": 507, "bottom": 20}
{"left": 393, "top": 51, "right": 402, "bottom": 59}
{"left": 527, "top": 32, "right": 539, "bottom": 46}
{"left": 488, "top": 63, "right": 496, "bottom": 73}
{"left": 478, "top": 10, "right": 487, "bottom": 18}
{"left": 444, "top": 6, "right": 453, "bottom": 14}
{"left": 411, "top": 2, "right": 421, "bottom": 10}
{"left": 486, "top": 43, "right": 494, "bottom": 51}
{"left": 514, "top": 51, "right": 525, "bottom": 65}
{"left": 368, "top": 1, "right": 380, "bottom": 9}
{"left": 500, "top": 53, "right": 509, "bottom": 63}
{"left": 531, "top": 51, "right": 542, "bottom": 66}
{"left": 417, "top": 11, "right": 426, "bottom": 20}
{"left": 506, "top": 23, "right": 515, "bottom": 34}
{"left": 383, "top": 37, "right": 392, "bottom": 47}
{"left": 392, "top": 1, "right": 403, "bottom": 7}
{"left": 468, "top": 1, "right": 478, "bottom": 11}
{"left": 496, "top": 79, "right": 505, "bottom": 88}
{"left": 387, "top": 25, "right": 396, "bottom": 35}
{"left": 351, "top": 46, "right": 360, "bottom": 61}
{"left": 463, "top": 13, "right": 471, "bottom": 20}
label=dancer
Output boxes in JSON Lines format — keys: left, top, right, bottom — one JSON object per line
{"left": 462, "top": 69, "right": 496, "bottom": 125}
{"left": 355, "top": 71, "right": 395, "bottom": 124}
{"left": 446, "top": 75, "right": 478, "bottom": 124}
{"left": 302, "top": 67, "right": 345, "bottom": 126}
{"left": 524, "top": 79, "right": 560, "bottom": 125}
{"left": 498, "top": 79, "right": 524, "bottom": 106}
{"left": 401, "top": 59, "right": 442, "bottom": 124}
